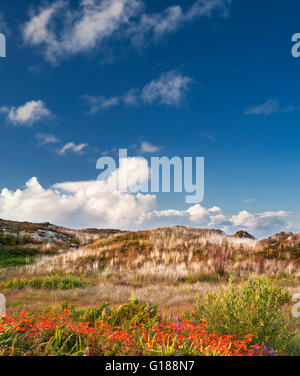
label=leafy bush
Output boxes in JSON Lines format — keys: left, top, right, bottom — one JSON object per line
{"left": 108, "top": 294, "right": 159, "bottom": 328}
{"left": 66, "top": 294, "right": 159, "bottom": 329}
{"left": 66, "top": 303, "right": 110, "bottom": 324}
{"left": 196, "top": 276, "right": 293, "bottom": 353}
{"left": 1, "top": 275, "right": 88, "bottom": 290}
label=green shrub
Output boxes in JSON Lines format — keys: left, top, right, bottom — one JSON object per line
{"left": 109, "top": 294, "right": 159, "bottom": 328}
{"left": 196, "top": 276, "right": 293, "bottom": 353}
{"left": 62, "top": 295, "right": 159, "bottom": 329}
{"left": 0, "top": 256, "right": 35, "bottom": 268}
{"left": 0, "top": 248, "right": 40, "bottom": 268}
{"left": 1, "top": 275, "right": 88, "bottom": 290}
{"left": 66, "top": 303, "right": 110, "bottom": 324}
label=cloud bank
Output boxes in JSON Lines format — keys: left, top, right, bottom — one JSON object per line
{"left": 0, "top": 174, "right": 294, "bottom": 237}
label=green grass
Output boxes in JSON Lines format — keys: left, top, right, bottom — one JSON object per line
{"left": 0, "top": 256, "right": 36, "bottom": 268}
{"left": 1, "top": 275, "right": 88, "bottom": 290}
{"left": 179, "top": 273, "right": 220, "bottom": 284}
{"left": 0, "top": 248, "right": 40, "bottom": 268}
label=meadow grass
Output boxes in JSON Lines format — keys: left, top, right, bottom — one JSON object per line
{"left": 1, "top": 275, "right": 88, "bottom": 290}
{"left": 0, "top": 248, "right": 40, "bottom": 268}
{"left": 0, "top": 226, "right": 299, "bottom": 356}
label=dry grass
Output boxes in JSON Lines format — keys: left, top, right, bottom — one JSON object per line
{"left": 4, "top": 280, "right": 221, "bottom": 317}
{"left": 1, "top": 226, "right": 299, "bottom": 317}
{"left": 20, "top": 227, "right": 299, "bottom": 281}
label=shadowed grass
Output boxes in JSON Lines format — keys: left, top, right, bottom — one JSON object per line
{"left": 1, "top": 275, "right": 88, "bottom": 290}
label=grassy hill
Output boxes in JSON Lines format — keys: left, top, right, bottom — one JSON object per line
{"left": 0, "top": 222, "right": 298, "bottom": 314}
{"left": 0, "top": 221, "right": 299, "bottom": 356}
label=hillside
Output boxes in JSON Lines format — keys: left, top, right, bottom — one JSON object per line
{"left": 22, "top": 226, "right": 299, "bottom": 282}
{"left": 1, "top": 220, "right": 299, "bottom": 279}
{"left": 0, "top": 218, "right": 122, "bottom": 249}
{"left": 0, "top": 220, "right": 299, "bottom": 326}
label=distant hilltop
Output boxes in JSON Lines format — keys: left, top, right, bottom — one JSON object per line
{"left": 0, "top": 218, "right": 299, "bottom": 251}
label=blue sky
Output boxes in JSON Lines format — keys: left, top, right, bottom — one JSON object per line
{"left": 0, "top": 0, "right": 299, "bottom": 236}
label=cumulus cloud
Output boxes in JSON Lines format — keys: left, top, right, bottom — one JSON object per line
{"left": 85, "top": 71, "right": 192, "bottom": 113}
{"left": 0, "top": 172, "right": 295, "bottom": 237}
{"left": 22, "top": 0, "right": 231, "bottom": 64}
{"left": 57, "top": 142, "right": 88, "bottom": 155}
{"left": 0, "top": 100, "right": 52, "bottom": 126}
{"left": 229, "top": 210, "right": 292, "bottom": 234}
{"left": 0, "top": 176, "right": 155, "bottom": 229}
{"left": 97, "top": 156, "right": 150, "bottom": 193}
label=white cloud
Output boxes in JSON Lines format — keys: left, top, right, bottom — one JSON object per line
{"left": 0, "top": 171, "right": 295, "bottom": 237}
{"left": 36, "top": 133, "right": 60, "bottom": 146}
{"left": 0, "top": 11, "right": 10, "bottom": 34}
{"left": 245, "top": 99, "right": 282, "bottom": 116}
{"left": 0, "top": 176, "right": 155, "bottom": 229}
{"left": 130, "top": 5, "right": 185, "bottom": 46}
{"left": 187, "top": 0, "right": 231, "bottom": 19}
{"left": 84, "top": 95, "right": 119, "bottom": 113}
{"left": 141, "top": 71, "right": 192, "bottom": 106}
{"left": 0, "top": 100, "right": 52, "bottom": 126}
{"left": 242, "top": 198, "right": 256, "bottom": 204}
{"left": 229, "top": 210, "right": 292, "bottom": 234}
{"left": 22, "top": 0, "right": 141, "bottom": 64}
{"left": 98, "top": 156, "right": 150, "bottom": 192}
{"left": 85, "top": 71, "right": 192, "bottom": 113}
{"left": 245, "top": 100, "right": 295, "bottom": 116}
{"left": 140, "top": 142, "right": 161, "bottom": 153}
{"left": 57, "top": 142, "right": 88, "bottom": 156}
{"left": 131, "top": 0, "right": 231, "bottom": 46}
{"left": 209, "top": 206, "right": 222, "bottom": 213}
{"left": 123, "top": 89, "right": 139, "bottom": 106}
{"left": 22, "top": 0, "right": 231, "bottom": 64}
